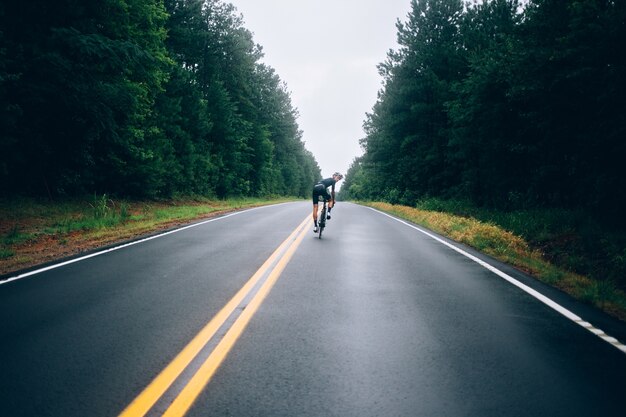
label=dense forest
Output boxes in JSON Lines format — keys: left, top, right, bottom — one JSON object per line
{"left": 0, "top": 0, "right": 320, "bottom": 199}
{"left": 342, "top": 0, "right": 625, "bottom": 220}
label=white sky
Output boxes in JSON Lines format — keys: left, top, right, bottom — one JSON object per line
{"left": 230, "top": 0, "right": 412, "bottom": 183}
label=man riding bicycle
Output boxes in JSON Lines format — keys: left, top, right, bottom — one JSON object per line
{"left": 312, "top": 172, "right": 343, "bottom": 233}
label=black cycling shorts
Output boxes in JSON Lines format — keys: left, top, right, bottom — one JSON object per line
{"left": 312, "top": 183, "right": 330, "bottom": 204}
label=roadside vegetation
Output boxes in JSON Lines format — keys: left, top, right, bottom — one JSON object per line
{"left": 0, "top": 195, "right": 294, "bottom": 277}
{"left": 1, "top": 1, "right": 320, "bottom": 200}
{"left": 363, "top": 200, "right": 626, "bottom": 322}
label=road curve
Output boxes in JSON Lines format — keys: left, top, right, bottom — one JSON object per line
{"left": 0, "top": 201, "right": 625, "bottom": 417}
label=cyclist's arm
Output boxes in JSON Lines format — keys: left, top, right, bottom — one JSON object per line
{"left": 331, "top": 184, "right": 335, "bottom": 204}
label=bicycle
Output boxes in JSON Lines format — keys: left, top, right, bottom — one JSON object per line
{"left": 317, "top": 197, "right": 328, "bottom": 239}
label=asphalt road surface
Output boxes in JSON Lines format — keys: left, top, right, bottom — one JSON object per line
{"left": 1, "top": 201, "right": 625, "bottom": 417}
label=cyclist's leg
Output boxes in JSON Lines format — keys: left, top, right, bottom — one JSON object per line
{"left": 324, "top": 191, "right": 332, "bottom": 219}
{"left": 312, "top": 185, "right": 325, "bottom": 231}
{"left": 312, "top": 188, "right": 318, "bottom": 224}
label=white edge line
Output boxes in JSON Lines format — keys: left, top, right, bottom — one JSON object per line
{"left": 1, "top": 204, "right": 281, "bottom": 286}
{"left": 367, "top": 206, "right": 626, "bottom": 355}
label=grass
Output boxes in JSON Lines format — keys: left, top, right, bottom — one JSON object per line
{"left": 413, "top": 198, "right": 626, "bottom": 283}
{"left": 365, "top": 201, "right": 626, "bottom": 321}
{"left": 0, "top": 195, "right": 296, "bottom": 273}
{"left": 0, "top": 247, "right": 14, "bottom": 259}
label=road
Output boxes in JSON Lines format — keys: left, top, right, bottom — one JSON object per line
{"left": 1, "top": 201, "right": 625, "bottom": 417}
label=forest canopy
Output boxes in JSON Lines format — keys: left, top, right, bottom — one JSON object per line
{"left": 341, "top": 0, "right": 625, "bottom": 219}
{"left": 0, "top": 0, "right": 320, "bottom": 199}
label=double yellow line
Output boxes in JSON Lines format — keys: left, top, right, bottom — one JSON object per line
{"left": 119, "top": 215, "right": 311, "bottom": 417}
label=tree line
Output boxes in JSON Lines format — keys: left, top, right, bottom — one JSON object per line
{"left": 0, "top": 0, "right": 320, "bottom": 199}
{"left": 342, "top": 0, "right": 625, "bottom": 220}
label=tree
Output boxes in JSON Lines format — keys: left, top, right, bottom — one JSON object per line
{"left": 0, "top": 0, "right": 171, "bottom": 197}
{"left": 513, "top": 0, "right": 626, "bottom": 213}
{"left": 358, "top": 0, "right": 465, "bottom": 204}
{"left": 447, "top": 0, "right": 524, "bottom": 207}
{"left": 1, "top": 0, "right": 320, "bottom": 199}
{"left": 352, "top": 0, "right": 626, "bottom": 221}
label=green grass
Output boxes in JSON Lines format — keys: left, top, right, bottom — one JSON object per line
{"left": 0, "top": 247, "right": 14, "bottom": 260}
{"left": 1, "top": 225, "right": 29, "bottom": 259}
{"left": 73, "top": 193, "right": 130, "bottom": 229}
{"left": 415, "top": 197, "right": 626, "bottom": 288}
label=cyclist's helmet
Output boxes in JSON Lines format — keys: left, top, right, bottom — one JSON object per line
{"left": 333, "top": 172, "right": 343, "bottom": 180}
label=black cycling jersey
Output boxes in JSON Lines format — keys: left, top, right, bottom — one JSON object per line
{"left": 317, "top": 177, "right": 336, "bottom": 188}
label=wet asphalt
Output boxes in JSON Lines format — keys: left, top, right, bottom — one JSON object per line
{"left": 1, "top": 202, "right": 625, "bottom": 417}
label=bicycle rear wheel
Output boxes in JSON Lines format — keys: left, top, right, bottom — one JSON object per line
{"left": 318, "top": 206, "right": 326, "bottom": 239}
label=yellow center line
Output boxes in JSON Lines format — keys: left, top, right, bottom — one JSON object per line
{"left": 118, "top": 215, "right": 311, "bottom": 417}
{"left": 162, "top": 214, "right": 310, "bottom": 417}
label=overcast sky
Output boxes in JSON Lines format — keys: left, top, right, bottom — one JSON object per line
{"left": 229, "top": 0, "right": 412, "bottom": 182}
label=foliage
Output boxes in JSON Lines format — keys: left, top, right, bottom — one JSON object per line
{"left": 344, "top": 0, "right": 626, "bottom": 219}
{"left": 0, "top": 0, "right": 320, "bottom": 199}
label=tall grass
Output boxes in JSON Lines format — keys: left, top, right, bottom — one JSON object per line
{"left": 414, "top": 198, "right": 626, "bottom": 291}
{"left": 43, "top": 194, "right": 132, "bottom": 234}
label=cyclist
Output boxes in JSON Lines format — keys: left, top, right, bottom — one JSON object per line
{"left": 312, "top": 172, "right": 343, "bottom": 233}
